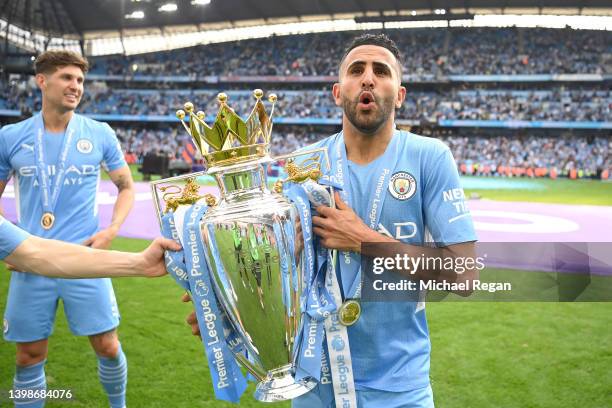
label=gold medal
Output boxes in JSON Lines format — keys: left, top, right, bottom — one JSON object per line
{"left": 338, "top": 300, "right": 361, "bottom": 326}
{"left": 41, "top": 213, "right": 55, "bottom": 230}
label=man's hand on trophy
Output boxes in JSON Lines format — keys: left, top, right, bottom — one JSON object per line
{"left": 294, "top": 216, "right": 304, "bottom": 258}
{"left": 312, "top": 192, "right": 379, "bottom": 253}
{"left": 137, "top": 237, "right": 182, "bottom": 277}
{"left": 181, "top": 292, "right": 201, "bottom": 338}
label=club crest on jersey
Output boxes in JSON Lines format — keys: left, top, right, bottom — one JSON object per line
{"left": 389, "top": 171, "right": 416, "bottom": 201}
{"left": 77, "top": 139, "right": 93, "bottom": 154}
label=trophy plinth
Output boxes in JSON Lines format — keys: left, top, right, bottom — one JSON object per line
{"left": 254, "top": 365, "right": 317, "bottom": 402}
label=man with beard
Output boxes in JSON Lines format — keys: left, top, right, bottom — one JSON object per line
{"left": 286, "top": 33, "right": 479, "bottom": 408}
{"left": 186, "top": 34, "right": 477, "bottom": 407}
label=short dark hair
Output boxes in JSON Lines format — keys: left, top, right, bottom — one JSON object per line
{"left": 339, "top": 33, "right": 403, "bottom": 75}
{"left": 34, "top": 50, "right": 89, "bottom": 75}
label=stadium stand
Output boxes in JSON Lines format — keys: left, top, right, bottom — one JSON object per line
{"left": 85, "top": 28, "right": 611, "bottom": 77}
{"left": 2, "top": 85, "right": 610, "bottom": 122}
{"left": 1, "top": 28, "right": 610, "bottom": 179}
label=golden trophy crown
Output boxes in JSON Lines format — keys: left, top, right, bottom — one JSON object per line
{"left": 176, "top": 89, "right": 277, "bottom": 167}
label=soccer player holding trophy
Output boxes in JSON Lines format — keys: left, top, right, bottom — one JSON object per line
{"left": 284, "top": 33, "right": 479, "bottom": 408}
{"left": 0, "top": 51, "right": 134, "bottom": 408}
{"left": 177, "top": 34, "right": 478, "bottom": 407}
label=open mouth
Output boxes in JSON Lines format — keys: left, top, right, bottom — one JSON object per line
{"left": 358, "top": 91, "right": 375, "bottom": 108}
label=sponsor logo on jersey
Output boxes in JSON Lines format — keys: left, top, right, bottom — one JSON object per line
{"left": 17, "top": 164, "right": 98, "bottom": 187}
{"left": 18, "top": 164, "right": 97, "bottom": 177}
{"left": 377, "top": 221, "right": 418, "bottom": 240}
{"left": 77, "top": 139, "right": 93, "bottom": 154}
{"left": 388, "top": 171, "right": 416, "bottom": 201}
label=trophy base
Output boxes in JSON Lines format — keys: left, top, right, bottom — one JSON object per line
{"left": 254, "top": 365, "right": 317, "bottom": 402}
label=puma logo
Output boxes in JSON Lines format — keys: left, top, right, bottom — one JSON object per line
{"left": 21, "top": 143, "right": 34, "bottom": 151}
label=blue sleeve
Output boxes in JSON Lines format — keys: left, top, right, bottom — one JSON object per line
{"left": 0, "top": 216, "right": 30, "bottom": 260}
{"left": 422, "top": 147, "right": 477, "bottom": 246}
{"left": 101, "top": 123, "right": 127, "bottom": 172}
{"left": 0, "top": 127, "right": 12, "bottom": 181}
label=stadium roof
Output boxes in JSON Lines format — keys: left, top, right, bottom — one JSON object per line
{"left": 1, "top": 0, "right": 611, "bottom": 37}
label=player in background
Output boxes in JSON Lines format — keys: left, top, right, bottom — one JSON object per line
{"left": 0, "top": 50, "right": 134, "bottom": 408}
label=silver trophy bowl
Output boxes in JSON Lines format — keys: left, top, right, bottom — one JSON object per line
{"left": 199, "top": 161, "right": 316, "bottom": 401}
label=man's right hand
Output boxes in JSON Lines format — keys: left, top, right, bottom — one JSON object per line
{"left": 182, "top": 292, "right": 201, "bottom": 337}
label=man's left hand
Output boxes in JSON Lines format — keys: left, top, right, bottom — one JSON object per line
{"left": 312, "top": 191, "right": 376, "bottom": 252}
{"left": 182, "top": 293, "right": 201, "bottom": 337}
{"left": 137, "top": 237, "right": 181, "bottom": 278}
{"left": 83, "top": 227, "right": 118, "bottom": 249}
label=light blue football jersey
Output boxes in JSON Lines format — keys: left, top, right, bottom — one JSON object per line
{"left": 308, "top": 129, "right": 477, "bottom": 392}
{"left": 0, "top": 113, "right": 126, "bottom": 243}
{"left": 0, "top": 215, "right": 29, "bottom": 260}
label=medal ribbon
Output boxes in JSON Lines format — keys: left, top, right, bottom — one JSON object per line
{"left": 332, "top": 130, "right": 402, "bottom": 299}
{"left": 34, "top": 113, "right": 77, "bottom": 225}
{"left": 318, "top": 131, "right": 402, "bottom": 407}
{"left": 305, "top": 172, "right": 357, "bottom": 408}
{"left": 283, "top": 183, "right": 336, "bottom": 382}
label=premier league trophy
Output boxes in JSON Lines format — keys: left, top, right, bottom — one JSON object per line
{"left": 151, "top": 90, "right": 331, "bottom": 402}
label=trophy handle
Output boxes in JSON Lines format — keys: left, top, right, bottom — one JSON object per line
{"left": 149, "top": 170, "right": 211, "bottom": 228}
{"left": 268, "top": 147, "right": 330, "bottom": 193}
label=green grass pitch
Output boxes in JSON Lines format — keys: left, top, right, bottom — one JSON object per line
{"left": 1, "top": 174, "right": 611, "bottom": 406}
{"left": 462, "top": 176, "right": 612, "bottom": 206}
{"left": 2, "top": 249, "right": 610, "bottom": 407}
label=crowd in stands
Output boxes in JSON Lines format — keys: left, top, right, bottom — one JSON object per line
{"left": 444, "top": 28, "right": 610, "bottom": 75}
{"left": 2, "top": 82, "right": 609, "bottom": 123}
{"left": 114, "top": 125, "right": 325, "bottom": 161}
{"left": 1, "top": 27, "right": 610, "bottom": 181}
{"left": 413, "top": 89, "right": 611, "bottom": 122}
{"left": 114, "top": 126, "right": 190, "bottom": 160}
{"left": 0, "top": 77, "right": 39, "bottom": 113}
{"left": 440, "top": 135, "right": 611, "bottom": 178}
{"left": 109, "top": 124, "right": 611, "bottom": 179}
{"left": 88, "top": 28, "right": 611, "bottom": 77}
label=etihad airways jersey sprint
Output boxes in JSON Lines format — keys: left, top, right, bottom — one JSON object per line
{"left": 0, "top": 113, "right": 126, "bottom": 243}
